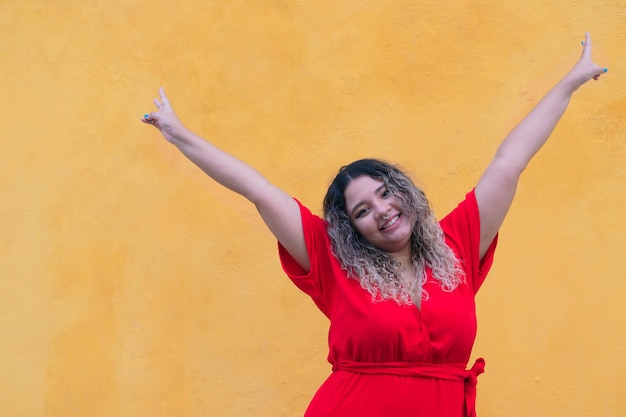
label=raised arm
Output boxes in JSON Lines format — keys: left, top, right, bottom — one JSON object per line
{"left": 475, "top": 33, "right": 606, "bottom": 258}
{"left": 142, "top": 88, "right": 310, "bottom": 271}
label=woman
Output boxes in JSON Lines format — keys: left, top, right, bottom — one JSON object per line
{"left": 141, "top": 33, "right": 606, "bottom": 417}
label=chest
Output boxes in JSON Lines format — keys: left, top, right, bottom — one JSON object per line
{"left": 327, "top": 277, "right": 478, "bottom": 363}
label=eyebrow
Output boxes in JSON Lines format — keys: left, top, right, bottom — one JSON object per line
{"left": 349, "top": 183, "right": 387, "bottom": 218}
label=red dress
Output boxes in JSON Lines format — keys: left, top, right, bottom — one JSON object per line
{"left": 279, "top": 190, "right": 498, "bottom": 417}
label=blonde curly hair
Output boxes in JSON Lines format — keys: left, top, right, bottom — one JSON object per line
{"left": 323, "top": 159, "right": 464, "bottom": 305}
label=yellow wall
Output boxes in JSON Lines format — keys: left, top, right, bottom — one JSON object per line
{"left": 1, "top": 1, "right": 625, "bottom": 416}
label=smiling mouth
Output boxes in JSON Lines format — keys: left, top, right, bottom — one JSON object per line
{"left": 380, "top": 214, "right": 400, "bottom": 230}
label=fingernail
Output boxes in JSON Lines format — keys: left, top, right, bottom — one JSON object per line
{"left": 603, "top": 68, "right": 608, "bottom": 73}
{"left": 581, "top": 41, "right": 585, "bottom": 46}
{"left": 144, "top": 114, "right": 149, "bottom": 118}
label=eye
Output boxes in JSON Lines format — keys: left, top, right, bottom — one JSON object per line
{"left": 381, "top": 188, "right": 391, "bottom": 198}
{"left": 354, "top": 208, "right": 368, "bottom": 219}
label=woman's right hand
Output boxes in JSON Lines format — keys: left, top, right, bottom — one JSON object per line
{"left": 141, "top": 87, "right": 188, "bottom": 145}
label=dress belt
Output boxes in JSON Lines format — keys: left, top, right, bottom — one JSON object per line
{"left": 332, "top": 358, "right": 485, "bottom": 417}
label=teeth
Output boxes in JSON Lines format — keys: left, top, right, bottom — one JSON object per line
{"left": 381, "top": 215, "right": 399, "bottom": 230}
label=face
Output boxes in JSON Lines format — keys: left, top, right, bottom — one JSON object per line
{"left": 343, "top": 175, "right": 414, "bottom": 257}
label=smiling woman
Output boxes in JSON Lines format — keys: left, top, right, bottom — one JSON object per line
{"left": 323, "top": 158, "right": 464, "bottom": 307}
{"left": 141, "top": 33, "right": 607, "bottom": 417}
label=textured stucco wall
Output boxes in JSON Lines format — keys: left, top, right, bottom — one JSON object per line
{"left": 1, "top": 1, "right": 625, "bottom": 416}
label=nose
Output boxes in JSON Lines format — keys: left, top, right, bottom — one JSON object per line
{"left": 373, "top": 201, "right": 391, "bottom": 220}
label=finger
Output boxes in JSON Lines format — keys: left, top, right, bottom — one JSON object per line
{"left": 159, "top": 87, "right": 172, "bottom": 110}
{"left": 143, "top": 112, "right": 158, "bottom": 123}
{"left": 153, "top": 97, "right": 163, "bottom": 110}
{"left": 592, "top": 67, "right": 608, "bottom": 81}
{"left": 581, "top": 32, "right": 592, "bottom": 59}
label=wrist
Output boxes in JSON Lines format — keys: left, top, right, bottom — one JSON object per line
{"left": 557, "top": 73, "right": 585, "bottom": 94}
{"left": 172, "top": 128, "right": 204, "bottom": 149}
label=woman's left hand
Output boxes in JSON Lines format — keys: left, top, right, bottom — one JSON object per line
{"left": 565, "top": 32, "right": 607, "bottom": 90}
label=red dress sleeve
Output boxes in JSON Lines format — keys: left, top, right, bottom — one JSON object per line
{"left": 277, "top": 199, "right": 338, "bottom": 317}
{"left": 439, "top": 189, "right": 498, "bottom": 293}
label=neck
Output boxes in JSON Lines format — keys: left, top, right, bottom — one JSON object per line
{"left": 390, "top": 246, "right": 413, "bottom": 269}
